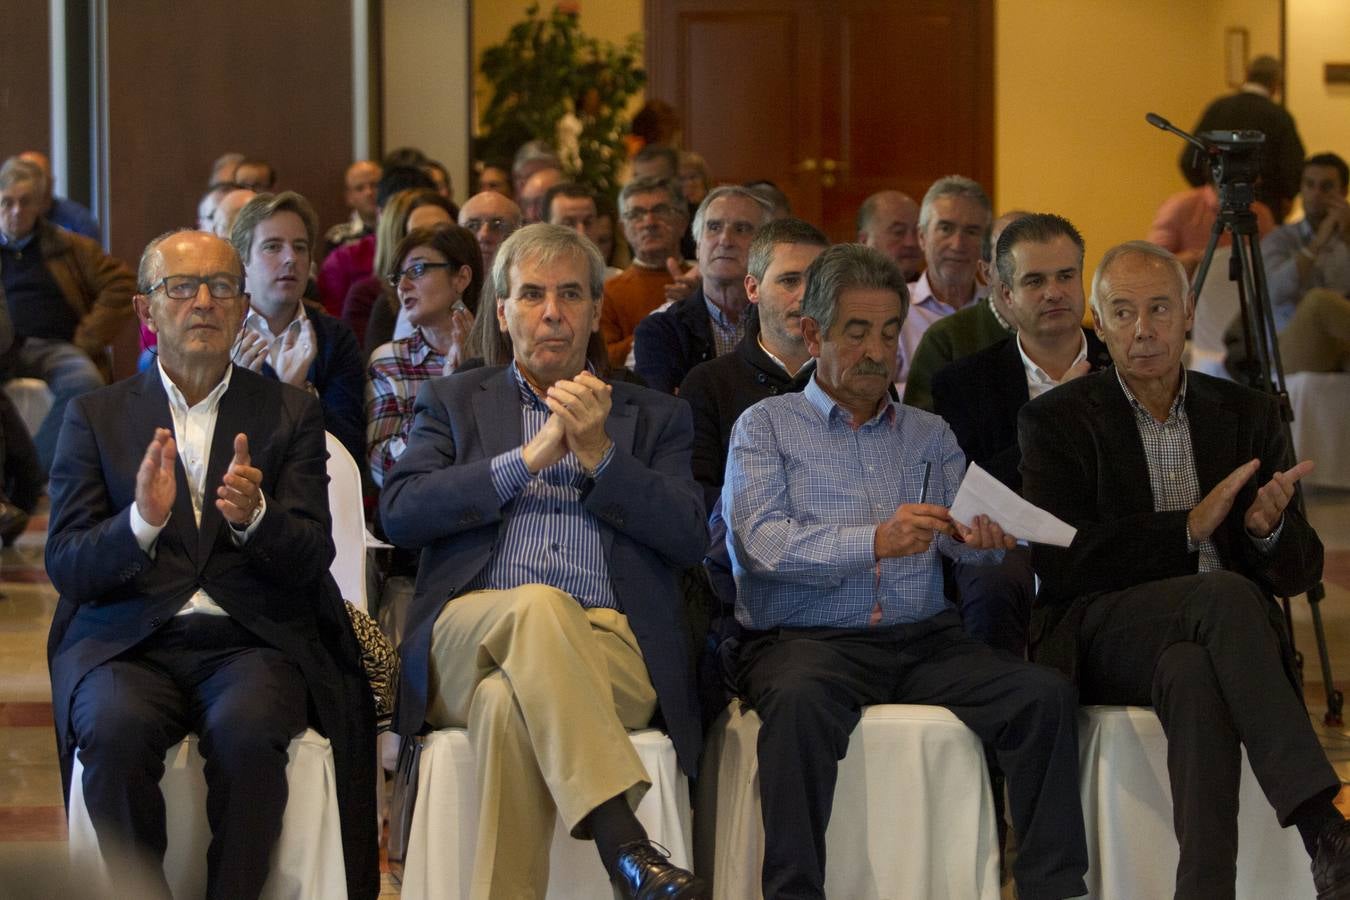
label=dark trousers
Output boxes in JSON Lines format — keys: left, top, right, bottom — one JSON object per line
{"left": 1078, "top": 571, "right": 1339, "bottom": 900}
{"left": 69, "top": 614, "right": 307, "bottom": 900}
{"left": 738, "top": 608, "right": 1088, "bottom": 900}
{"left": 954, "top": 543, "right": 1034, "bottom": 657}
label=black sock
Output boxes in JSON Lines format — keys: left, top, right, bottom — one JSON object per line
{"left": 1291, "top": 789, "right": 1343, "bottom": 857}
{"left": 586, "top": 793, "right": 647, "bottom": 878}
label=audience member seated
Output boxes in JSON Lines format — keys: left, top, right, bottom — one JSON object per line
{"left": 511, "top": 140, "right": 562, "bottom": 198}
{"left": 18, "top": 151, "right": 100, "bottom": 241}
{"left": 856, "top": 189, "right": 924, "bottom": 281}
{"left": 1146, "top": 183, "right": 1275, "bottom": 275}
{"left": 323, "top": 160, "right": 382, "bottom": 257}
{"left": 593, "top": 195, "right": 623, "bottom": 269}
{"left": 678, "top": 152, "right": 710, "bottom": 211}
{"left": 897, "top": 175, "right": 992, "bottom": 387}
{"left": 380, "top": 223, "right": 707, "bottom": 899}
{"left": 1243, "top": 152, "right": 1350, "bottom": 374}
{"left": 317, "top": 164, "right": 435, "bottom": 315}
{"left": 342, "top": 188, "right": 455, "bottom": 351}
{"left": 477, "top": 160, "right": 512, "bottom": 198}
{"left": 208, "top": 151, "right": 244, "bottom": 188}
{"left": 366, "top": 224, "right": 482, "bottom": 487}
{"left": 931, "top": 214, "right": 1110, "bottom": 657}
{"left": 631, "top": 144, "right": 679, "bottom": 183}
{"left": 45, "top": 229, "right": 377, "bottom": 899}
{"left": 0, "top": 156, "right": 134, "bottom": 473}
{"left": 903, "top": 209, "right": 1026, "bottom": 411}
{"left": 723, "top": 243, "right": 1088, "bottom": 900}
{"left": 634, "top": 185, "right": 771, "bottom": 392}
{"left": 232, "top": 157, "right": 277, "bottom": 193}
{"left": 518, "top": 165, "right": 564, "bottom": 226}
{"left": 423, "top": 159, "right": 453, "bottom": 202}
{"left": 211, "top": 187, "right": 256, "bottom": 239}
{"left": 600, "top": 176, "right": 690, "bottom": 368}
{"left": 745, "top": 180, "right": 792, "bottom": 220}
{"left": 196, "top": 182, "right": 236, "bottom": 234}
{"left": 544, "top": 182, "right": 620, "bottom": 278}
{"left": 680, "top": 217, "right": 827, "bottom": 509}
{"left": 1019, "top": 240, "right": 1350, "bottom": 899}
{"left": 228, "top": 192, "right": 367, "bottom": 474}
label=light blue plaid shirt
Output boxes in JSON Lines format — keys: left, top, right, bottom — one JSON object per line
{"left": 725, "top": 376, "right": 1001, "bottom": 629}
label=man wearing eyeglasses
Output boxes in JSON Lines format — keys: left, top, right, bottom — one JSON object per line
{"left": 458, "top": 190, "right": 523, "bottom": 281}
{"left": 46, "top": 229, "right": 378, "bottom": 898}
{"left": 598, "top": 176, "right": 691, "bottom": 368}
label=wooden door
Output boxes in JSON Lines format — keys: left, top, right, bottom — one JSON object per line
{"left": 646, "top": 0, "right": 993, "bottom": 242}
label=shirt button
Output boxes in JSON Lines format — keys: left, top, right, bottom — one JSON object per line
{"left": 550, "top": 543, "right": 560, "bottom": 552}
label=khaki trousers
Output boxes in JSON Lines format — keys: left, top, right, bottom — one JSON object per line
{"left": 1280, "top": 287, "right": 1350, "bottom": 373}
{"left": 427, "top": 584, "right": 657, "bottom": 900}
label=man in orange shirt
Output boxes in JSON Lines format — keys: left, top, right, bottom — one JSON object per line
{"left": 600, "top": 176, "right": 689, "bottom": 368}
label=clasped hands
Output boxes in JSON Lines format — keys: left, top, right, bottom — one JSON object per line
{"left": 875, "top": 504, "right": 1015, "bottom": 559}
{"left": 136, "top": 428, "right": 263, "bottom": 528}
{"left": 1188, "top": 457, "right": 1315, "bottom": 542}
{"left": 522, "top": 371, "right": 613, "bottom": 474}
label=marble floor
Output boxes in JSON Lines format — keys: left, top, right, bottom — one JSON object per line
{"left": 1, "top": 489, "right": 1347, "bottom": 897}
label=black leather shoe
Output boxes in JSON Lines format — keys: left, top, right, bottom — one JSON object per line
{"left": 612, "top": 840, "right": 707, "bottom": 899}
{"left": 1313, "top": 818, "right": 1350, "bottom": 899}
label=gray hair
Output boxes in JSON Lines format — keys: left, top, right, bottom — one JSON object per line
{"left": 1089, "top": 240, "right": 1192, "bottom": 320}
{"left": 137, "top": 228, "right": 243, "bottom": 293}
{"left": 747, "top": 218, "right": 829, "bottom": 282}
{"left": 490, "top": 222, "right": 606, "bottom": 304}
{"left": 801, "top": 243, "right": 909, "bottom": 336}
{"left": 618, "top": 175, "right": 687, "bottom": 219}
{"left": 917, "top": 175, "right": 991, "bottom": 233}
{"left": 692, "top": 185, "right": 773, "bottom": 238}
{"left": 0, "top": 157, "right": 46, "bottom": 194}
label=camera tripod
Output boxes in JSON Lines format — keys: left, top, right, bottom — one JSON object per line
{"left": 1149, "top": 112, "right": 1342, "bottom": 725}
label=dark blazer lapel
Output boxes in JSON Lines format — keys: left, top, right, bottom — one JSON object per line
{"left": 599, "top": 393, "right": 638, "bottom": 558}
{"left": 994, "top": 337, "right": 1032, "bottom": 408}
{"left": 1185, "top": 376, "right": 1241, "bottom": 494}
{"left": 198, "top": 367, "right": 255, "bottom": 561}
{"left": 130, "top": 367, "right": 201, "bottom": 566}
{"left": 472, "top": 367, "right": 524, "bottom": 457}
{"left": 1094, "top": 371, "right": 1156, "bottom": 515}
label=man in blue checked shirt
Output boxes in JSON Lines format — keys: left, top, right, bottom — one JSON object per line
{"left": 724, "top": 244, "right": 1089, "bottom": 900}
{"left": 381, "top": 224, "right": 706, "bottom": 899}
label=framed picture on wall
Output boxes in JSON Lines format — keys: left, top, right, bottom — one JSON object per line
{"left": 1226, "top": 27, "right": 1249, "bottom": 87}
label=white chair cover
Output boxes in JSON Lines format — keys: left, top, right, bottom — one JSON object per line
{"left": 325, "top": 431, "right": 368, "bottom": 612}
{"left": 1079, "top": 706, "right": 1312, "bottom": 899}
{"left": 400, "top": 727, "right": 692, "bottom": 900}
{"left": 1285, "top": 371, "right": 1350, "bottom": 489}
{"left": 3, "top": 377, "right": 53, "bottom": 438}
{"left": 68, "top": 728, "right": 347, "bottom": 899}
{"left": 1187, "top": 246, "right": 1239, "bottom": 379}
{"left": 695, "top": 703, "right": 1001, "bottom": 900}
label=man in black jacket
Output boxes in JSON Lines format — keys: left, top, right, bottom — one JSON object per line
{"left": 679, "top": 218, "right": 827, "bottom": 508}
{"left": 633, "top": 186, "right": 771, "bottom": 393}
{"left": 1181, "top": 55, "right": 1306, "bottom": 221}
{"left": 1019, "top": 240, "right": 1348, "bottom": 899}
{"left": 932, "top": 213, "right": 1109, "bottom": 656}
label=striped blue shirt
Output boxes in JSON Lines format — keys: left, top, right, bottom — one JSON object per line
{"left": 463, "top": 363, "right": 618, "bottom": 609}
{"left": 725, "top": 376, "right": 1000, "bottom": 629}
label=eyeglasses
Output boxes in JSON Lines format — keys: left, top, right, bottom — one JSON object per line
{"left": 621, "top": 203, "right": 676, "bottom": 223}
{"left": 462, "top": 217, "right": 515, "bottom": 236}
{"left": 145, "top": 273, "right": 245, "bottom": 301}
{"left": 387, "top": 261, "right": 453, "bottom": 287}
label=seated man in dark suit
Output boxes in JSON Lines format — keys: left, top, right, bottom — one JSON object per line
{"left": 725, "top": 244, "right": 1088, "bottom": 900}
{"left": 1019, "top": 240, "right": 1350, "bottom": 899}
{"left": 679, "top": 217, "right": 827, "bottom": 509}
{"left": 633, "top": 185, "right": 771, "bottom": 393}
{"left": 381, "top": 223, "right": 707, "bottom": 899}
{"left": 46, "top": 230, "right": 377, "bottom": 898}
{"left": 931, "top": 213, "right": 1110, "bottom": 656}
{"left": 227, "top": 192, "right": 367, "bottom": 472}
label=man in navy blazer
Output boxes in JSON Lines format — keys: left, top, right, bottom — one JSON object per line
{"left": 45, "top": 230, "right": 377, "bottom": 898}
{"left": 382, "top": 224, "right": 707, "bottom": 899}
{"left": 1019, "top": 241, "right": 1348, "bottom": 898}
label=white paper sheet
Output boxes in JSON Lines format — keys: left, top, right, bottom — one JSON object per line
{"left": 949, "top": 463, "right": 1077, "bottom": 547}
